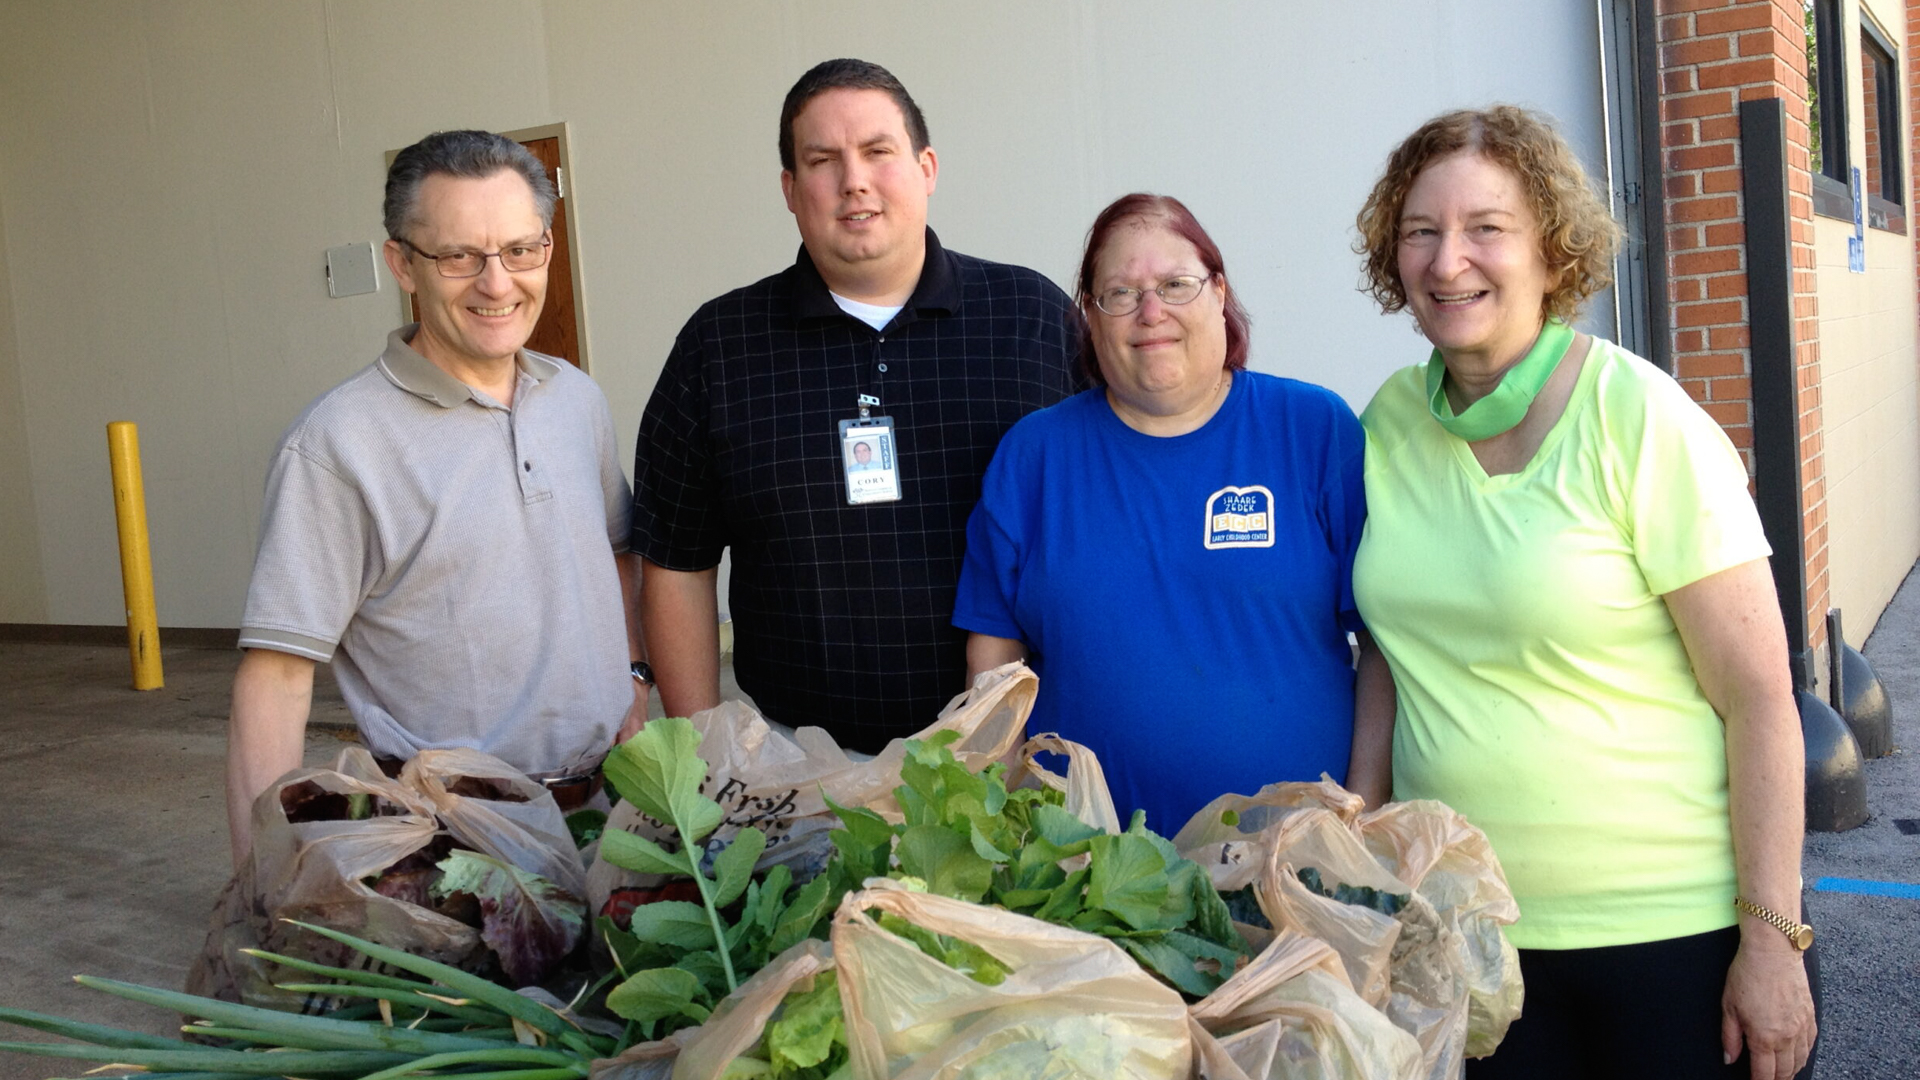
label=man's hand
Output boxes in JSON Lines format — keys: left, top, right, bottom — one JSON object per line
{"left": 227, "top": 648, "right": 316, "bottom": 870}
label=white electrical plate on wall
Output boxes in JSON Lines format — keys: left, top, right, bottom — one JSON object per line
{"left": 325, "top": 242, "right": 380, "bottom": 298}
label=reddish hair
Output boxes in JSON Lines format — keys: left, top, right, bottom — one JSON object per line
{"left": 1073, "top": 193, "right": 1251, "bottom": 387}
{"left": 1354, "top": 105, "right": 1621, "bottom": 322}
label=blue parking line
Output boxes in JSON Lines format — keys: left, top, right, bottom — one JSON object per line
{"left": 1812, "top": 877, "right": 1920, "bottom": 899}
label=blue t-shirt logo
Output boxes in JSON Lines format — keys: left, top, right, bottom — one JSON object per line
{"left": 1204, "top": 485, "right": 1275, "bottom": 549}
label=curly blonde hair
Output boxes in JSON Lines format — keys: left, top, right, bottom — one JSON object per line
{"left": 1354, "top": 105, "right": 1623, "bottom": 323}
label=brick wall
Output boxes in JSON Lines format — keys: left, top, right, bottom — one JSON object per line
{"left": 1657, "top": 0, "right": 1829, "bottom": 655}
{"left": 1911, "top": 0, "right": 1920, "bottom": 303}
{"left": 1864, "top": 47, "right": 1885, "bottom": 197}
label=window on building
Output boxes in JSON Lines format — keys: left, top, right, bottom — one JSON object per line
{"left": 1859, "top": 15, "right": 1904, "bottom": 228}
{"left": 1806, "top": 0, "right": 1851, "bottom": 218}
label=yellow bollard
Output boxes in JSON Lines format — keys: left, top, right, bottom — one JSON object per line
{"left": 107, "top": 422, "right": 164, "bottom": 690}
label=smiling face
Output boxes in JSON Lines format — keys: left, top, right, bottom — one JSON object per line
{"left": 1396, "top": 151, "right": 1560, "bottom": 375}
{"left": 781, "top": 88, "right": 938, "bottom": 303}
{"left": 1086, "top": 220, "right": 1230, "bottom": 428}
{"left": 383, "top": 169, "right": 548, "bottom": 378}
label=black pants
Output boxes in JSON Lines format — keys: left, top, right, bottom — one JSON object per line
{"left": 1466, "top": 924, "right": 1822, "bottom": 1080}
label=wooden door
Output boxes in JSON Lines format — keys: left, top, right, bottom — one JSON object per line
{"left": 517, "top": 136, "right": 580, "bottom": 367}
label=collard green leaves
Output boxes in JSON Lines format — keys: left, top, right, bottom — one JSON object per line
{"left": 600, "top": 717, "right": 791, "bottom": 1028}
{"left": 603, "top": 718, "right": 1254, "bottom": 1048}
{"left": 604, "top": 717, "right": 725, "bottom": 844}
{"left": 712, "top": 826, "right": 767, "bottom": 908}
{"left": 597, "top": 711, "right": 841, "bottom": 1038}
{"left": 598, "top": 829, "right": 693, "bottom": 877}
{"left": 605, "top": 967, "right": 711, "bottom": 1027}
{"left": 823, "top": 735, "right": 1252, "bottom": 1000}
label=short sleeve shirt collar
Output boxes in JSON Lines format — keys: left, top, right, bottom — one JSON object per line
{"left": 789, "top": 227, "right": 961, "bottom": 326}
{"left": 375, "top": 324, "right": 559, "bottom": 409}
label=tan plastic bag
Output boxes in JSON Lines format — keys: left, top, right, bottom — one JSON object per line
{"left": 588, "top": 940, "right": 836, "bottom": 1080}
{"left": 1256, "top": 809, "right": 1411, "bottom": 1008}
{"left": 189, "top": 746, "right": 588, "bottom": 1008}
{"left": 1358, "top": 801, "right": 1522, "bottom": 1062}
{"left": 1007, "top": 732, "right": 1123, "bottom": 834}
{"left": 1257, "top": 807, "right": 1473, "bottom": 1080}
{"left": 588, "top": 663, "right": 1037, "bottom": 916}
{"left": 832, "top": 881, "right": 1192, "bottom": 1080}
{"left": 403, "top": 747, "right": 589, "bottom": 901}
{"left": 1172, "top": 778, "right": 1366, "bottom": 894}
{"left": 1188, "top": 929, "right": 1422, "bottom": 1080}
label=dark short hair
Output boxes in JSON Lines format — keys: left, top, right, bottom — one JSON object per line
{"left": 1073, "top": 193, "right": 1252, "bottom": 387}
{"left": 1354, "top": 105, "right": 1622, "bottom": 322}
{"left": 383, "top": 130, "right": 555, "bottom": 242}
{"left": 778, "top": 59, "right": 930, "bottom": 172}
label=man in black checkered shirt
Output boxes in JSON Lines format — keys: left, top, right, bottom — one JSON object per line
{"left": 630, "top": 59, "right": 1083, "bottom": 753}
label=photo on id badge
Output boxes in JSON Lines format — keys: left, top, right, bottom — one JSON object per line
{"left": 839, "top": 419, "right": 901, "bottom": 504}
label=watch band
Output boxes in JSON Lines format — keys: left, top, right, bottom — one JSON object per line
{"left": 1733, "top": 897, "right": 1815, "bottom": 951}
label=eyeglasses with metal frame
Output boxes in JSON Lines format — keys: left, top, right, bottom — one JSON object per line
{"left": 402, "top": 236, "right": 552, "bottom": 279}
{"left": 1089, "top": 274, "right": 1213, "bottom": 317}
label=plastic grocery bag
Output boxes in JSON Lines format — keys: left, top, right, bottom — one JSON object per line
{"left": 1172, "top": 777, "right": 1367, "bottom": 894}
{"left": 1257, "top": 808, "right": 1470, "bottom": 1080}
{"left": 403, "top": 748, "right": 589, "bottom": 900}
{"left": 188, "top": 746, "right": 588, "bottom": 1008}
{"left": 1007, "top": 732, "right": 1123, "bottom": 834}
{"left": 1256, "top": 808, "right": 1412, "bottom": 1008}
{"left": 1358, "top": 801, "right": 1522, "bottom": 1062}
{"left": 588, "top": 940, "right": 836, "bottom": 1080}
{"left": 832, "top": 880, "right": 1192, "bottom": 1080}
{"left": 587, "top": 663, "right": 1036, "bottom": 916}
{"left": 1189, "top": 929, "right": 1422, "bottom": 1080}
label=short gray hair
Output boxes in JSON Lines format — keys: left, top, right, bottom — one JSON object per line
{"left": 383, "top": 130, "right": 555, "bottom": 241}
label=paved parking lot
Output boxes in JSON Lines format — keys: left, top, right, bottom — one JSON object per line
{"left": 1, "top": 570, "right": 1915, "bottom": 1078}
{"left": 1801, "top": 566, "right": 1920, "bottom": 1077}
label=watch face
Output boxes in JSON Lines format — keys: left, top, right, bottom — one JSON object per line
{"left": 1792, "top": 925, "right": 1815, "bottom": 951}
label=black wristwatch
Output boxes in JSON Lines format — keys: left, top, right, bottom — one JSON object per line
{"left": 630, "top": 661, "right": 655, "bottom": 687}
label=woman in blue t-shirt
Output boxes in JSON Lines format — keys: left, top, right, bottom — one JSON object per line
{"left": 952, "top": 193, "right": 1393, "bottom": 834}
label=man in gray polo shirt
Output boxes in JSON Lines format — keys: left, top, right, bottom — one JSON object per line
{"left": 226, "top": 130, "right": 644, "bottom": 868}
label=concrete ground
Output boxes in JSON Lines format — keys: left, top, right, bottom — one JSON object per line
{"left": 1802, "top": 564, "right": 1920, "bottom": 1076}
{"left": 1, "top": 580, "right": 1916, "bottom": 1078}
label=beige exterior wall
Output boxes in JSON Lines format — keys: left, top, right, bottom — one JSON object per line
{"left": 1813, "top": 0, "right": 1920, "bottom": 641}
{"left": 0, "top": 192, "right": 47, "bottom": 621}
{"left": 0, "top": 1, "right": 1671, "bottom": 629}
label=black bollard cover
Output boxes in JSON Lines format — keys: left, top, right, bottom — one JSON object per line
{"left": 1800, "top": 689, "right": 1867, "bottom": 832}
{"left": 1838, "top": 643, "right": 1893, "bottom": 759}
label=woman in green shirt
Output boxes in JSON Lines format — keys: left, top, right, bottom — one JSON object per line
{"left": 1349, "top": 106, "right": 1817, "bottom": 1080}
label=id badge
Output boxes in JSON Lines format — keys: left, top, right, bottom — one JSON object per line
{"left": 838, "top": 417, "right": 902, "bottom": 504}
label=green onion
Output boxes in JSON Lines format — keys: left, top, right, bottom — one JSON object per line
{"left": 73, "top": 976, "right": 505, "bottom": 1056}
{"left": 273, "top": 985, "right": 503, "bottom": 1028}
{"left": 353, "top": 1047, "right": 589, "bottom": 1080}
{"left": 0, "top": 1040, "right": 414, "bottom": 1075}
{"left": 282, "top": 922, "right": 577, "bottom": 1043}
{"left": 0, "top": 1007, "right": 185, "bottom": 1050}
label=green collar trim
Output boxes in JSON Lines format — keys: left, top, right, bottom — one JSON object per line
{"left": 1426, "top": 319, "right": 1574, "bottom": 441}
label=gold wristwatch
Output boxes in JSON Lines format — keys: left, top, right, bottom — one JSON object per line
{"left": 1733, "top": 897, "right": 1815, "bottom": 951}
